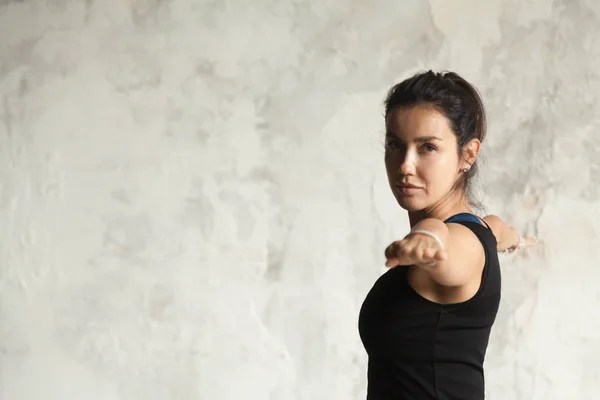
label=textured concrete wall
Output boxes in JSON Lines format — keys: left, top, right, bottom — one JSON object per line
{"left": 1, "top": 1, "right": 599, "bottom": 399}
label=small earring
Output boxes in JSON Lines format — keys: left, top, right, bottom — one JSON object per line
{"left": 462, "top": 167, "right": 470, "bottom": 173}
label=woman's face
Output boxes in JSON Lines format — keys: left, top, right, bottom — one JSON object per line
{"left": 384, "top": 105, "right": 467, "bottom": 212}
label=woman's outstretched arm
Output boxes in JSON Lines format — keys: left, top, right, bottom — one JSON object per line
{"left": 483, "top": 215, "right": 539, "bottom": 252}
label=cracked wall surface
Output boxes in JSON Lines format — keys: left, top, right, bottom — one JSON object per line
{"left": 1, "top": 0, "right": 599, "bottom": 399}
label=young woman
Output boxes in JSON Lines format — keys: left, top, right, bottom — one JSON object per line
{"left": 358, "top": 70, "right": 538, "bottom": 399}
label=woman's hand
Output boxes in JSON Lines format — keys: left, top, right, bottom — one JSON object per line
{"left": 501, "top": 233, "right": 540, "bottom": 253}
{"left": 385, "top": 232, "right": 448, "bottom": 268}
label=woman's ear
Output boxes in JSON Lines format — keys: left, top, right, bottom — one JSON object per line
{"left": 462, "top": 138, "right": 481, "bottom": 168}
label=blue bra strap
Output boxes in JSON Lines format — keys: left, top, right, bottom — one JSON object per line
{"left": 444, "top": 212, "right": 483, "bottom": 226}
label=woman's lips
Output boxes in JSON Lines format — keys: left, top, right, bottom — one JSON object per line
{"left": 396, "top": 184, "right": 421, "bottom": 195}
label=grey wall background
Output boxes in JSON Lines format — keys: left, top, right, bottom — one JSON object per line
{"left": 1, "top": 0, "right": 599, "bottom": 399}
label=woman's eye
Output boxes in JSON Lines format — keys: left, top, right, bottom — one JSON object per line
{"left": 422, "top": 144, "right": 436, "bottom": 152}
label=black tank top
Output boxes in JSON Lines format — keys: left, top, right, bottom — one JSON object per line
{"left": 358, "top": 215, "right": 501, "bottom": 399}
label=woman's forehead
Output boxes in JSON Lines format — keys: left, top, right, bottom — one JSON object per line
{"left": 386, "top": 106, "right": 455, "bottom": 140}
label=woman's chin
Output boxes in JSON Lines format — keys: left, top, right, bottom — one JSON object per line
{"left": 395, "top": 196, "right": 426, "bottom": 212}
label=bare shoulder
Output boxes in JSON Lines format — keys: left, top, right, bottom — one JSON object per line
{"left": 446, "top": 222, "right": 486, "bottom": 263}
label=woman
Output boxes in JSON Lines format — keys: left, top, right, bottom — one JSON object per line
{"left": 358, "top": 70, "right": 537, "bottom": 399}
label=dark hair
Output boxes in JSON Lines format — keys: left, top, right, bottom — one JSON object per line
{"left": 383, "top": 70, "right": 487, "bottom": 210}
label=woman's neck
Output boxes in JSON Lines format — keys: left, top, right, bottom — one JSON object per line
{"left": 408, "top": 196, "right": 472, "bottom": 228}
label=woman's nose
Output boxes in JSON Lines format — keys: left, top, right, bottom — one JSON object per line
{"left": 399, "top": 149, "right": 417, "bottom": 175}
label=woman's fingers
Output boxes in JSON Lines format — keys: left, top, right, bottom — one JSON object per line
{"left": 384, "top": 241, "right": 399, "bottom": 260}
{"left": 385, "top": 237, "right": 445, "bottom": 268}
{"left": 434, "top": 249, "right": 448, "bottom": 261}
{"left": 385, "top": 240, "right": 410, "bottom": 267}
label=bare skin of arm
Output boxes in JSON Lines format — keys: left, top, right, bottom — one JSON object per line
{"left": 384, "top": 216, "right": 540, "bottom": 287}
{"left": 385, "top": 218, "right": 485, "bottom": 287}
{"left": 482, "top": 215, "right": 539, "bottom": 252}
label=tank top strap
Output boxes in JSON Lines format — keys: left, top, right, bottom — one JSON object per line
{"left": 444, "top": 212, "right": 493, "bottom": 232}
